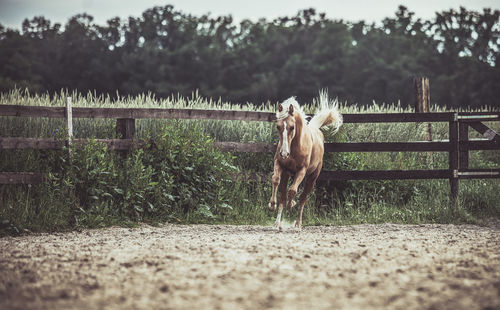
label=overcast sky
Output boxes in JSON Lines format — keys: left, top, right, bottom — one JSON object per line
{"left": 0, "top": 0, "right": 499, "bottom": 29}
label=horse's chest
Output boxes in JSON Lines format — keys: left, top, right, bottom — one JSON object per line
{"left": 278, "top": 158, "right": 302, "bottom": 174}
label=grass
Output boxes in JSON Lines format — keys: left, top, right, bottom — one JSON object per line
{"left": 0, "top": 88, "right": 499, "bottom": 235}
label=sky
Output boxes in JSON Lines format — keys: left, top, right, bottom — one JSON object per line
{"left": 0, "top": 0, "right": 499, "bottom": 29}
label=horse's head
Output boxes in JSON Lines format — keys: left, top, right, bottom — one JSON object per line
{"left": 276, "top": 102, "right": 297, "bottom": 159}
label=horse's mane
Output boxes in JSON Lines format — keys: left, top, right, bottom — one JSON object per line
{"left": 276, "top": 97, "right": 308, "bottom": 122}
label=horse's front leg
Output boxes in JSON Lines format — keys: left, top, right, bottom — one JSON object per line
{"left": 286, "top": 167, "right": 307, "bottom": 210}
{"left": 274, "top": 171, "right": 290, "bottom": 229}
{"left": 268, "top": 160, "right": 283, "bottom": 211}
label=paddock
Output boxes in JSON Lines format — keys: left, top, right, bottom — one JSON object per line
{"left": 1, "top": 223, "right": 499, "bottom": 309}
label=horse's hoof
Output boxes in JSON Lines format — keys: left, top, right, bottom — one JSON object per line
{"left": 268, "top": 202, "right": 276, "bottom": 211}
{"left": 286, "top": 200, "right": 296, "bottom": 210}
{"left": 294, "top": 221, "right": 302, "bottom": 231}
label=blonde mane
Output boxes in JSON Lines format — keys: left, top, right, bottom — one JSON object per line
{"left": 276, "top": 97, "right": 308, "bottom": 122}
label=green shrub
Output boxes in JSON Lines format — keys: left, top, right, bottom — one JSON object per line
{"left": 142, "top": 122, "right": 238, "bottom": 220}
{"left": 0, "top": 122, "right": 238, "bottom": 234}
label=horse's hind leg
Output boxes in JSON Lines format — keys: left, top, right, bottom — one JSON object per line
{"left": 295, "top": 171, "right": 320, "bottom": 230}
{"left": 274, "top": 172, "right": 289, "bottom": 229}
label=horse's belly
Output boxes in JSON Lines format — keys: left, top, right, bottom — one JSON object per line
{"left": 307, "top": 137, "right": 324, "bottom": 172}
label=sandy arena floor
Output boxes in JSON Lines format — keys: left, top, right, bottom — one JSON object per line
{"left": 1, "top": 223, "right": 499, "bottom": 310}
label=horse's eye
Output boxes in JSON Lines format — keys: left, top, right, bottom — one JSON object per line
{"left": 290, "top": 126, "right": 295, "bottom": 131}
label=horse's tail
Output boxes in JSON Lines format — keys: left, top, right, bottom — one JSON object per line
{"left": 308, "top": 90, "right": 343, "bottom": 134}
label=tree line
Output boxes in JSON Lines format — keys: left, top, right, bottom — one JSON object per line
{"left": 0, "top": 5, "right": 499, "bottom": 108}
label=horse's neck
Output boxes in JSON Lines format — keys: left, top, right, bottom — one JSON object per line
{"left": 291, "top": 114, "right": 309, "bottom": 146}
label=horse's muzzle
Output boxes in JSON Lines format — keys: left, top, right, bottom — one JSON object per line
{"left": 280, "top": 151, "right": 290, "bottom": 159}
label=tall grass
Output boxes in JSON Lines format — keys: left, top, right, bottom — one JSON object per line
{"left": 0, "top": 88, "right": 499, "bottom": 234}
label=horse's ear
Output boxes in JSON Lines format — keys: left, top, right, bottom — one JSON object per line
{"left": 288, "top": 104, "right": 294, "bottom": 115}
{"left": 278, "top": 104, "right": 283, "bottom": 112}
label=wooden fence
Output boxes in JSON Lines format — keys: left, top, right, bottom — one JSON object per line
{"left": 1, "top": 99, "right": 499, "bottom": 206}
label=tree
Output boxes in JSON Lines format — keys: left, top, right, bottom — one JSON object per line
{"left": 0, "top": 5, "right": 498, "bottom": 109}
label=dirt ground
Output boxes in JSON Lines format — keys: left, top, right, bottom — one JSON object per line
{"left": 1, "top": 223, "right": 499, "bottom": 310}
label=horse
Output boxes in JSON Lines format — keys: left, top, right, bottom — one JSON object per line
{"left": 268, "top": 91, "right": 343, "bottom": 230}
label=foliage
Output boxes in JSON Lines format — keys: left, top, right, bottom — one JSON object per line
{"left": 1, "top": 92, "right": 499, "bottom": 236}
{"left": 0, "top": 6, "right": 499, "bottom": 109}
{"left": 0, "top": 122, "right": 238, "bottom": 234}
{"left": 142, "top": 122, "right": 238, "bottom": 219}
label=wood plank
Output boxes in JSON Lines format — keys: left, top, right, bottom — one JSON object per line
{"left": 0, "top": 172, "right": 45, "bottom": 184}
{"left": 1, "top": 105, "right": 459, "bottom": 123}
{"left": 0, "top": 137, "right": 62, "bottom": 149}
{"left": 4, "top": 138, "right": 498, "bottom": 153}
{"left": 467, "top": 121, "right": 500, "bottom": 141}
{"left": 234, "top": 170, "right": 455, "bottom": 181}
{"left": 71, "top": 139, "right": 145, "bottom": 150}
{"left": 342, "top": 113, "right": 452, "bottom": 123}
{"left": 324, "top": 141, "right": 450, "bottom": 152}
{"left": 214, "top": 142, "right": 276, "bottom": 153}
{"left": 72, "top": 107, "right": 278, "bottom": 122}
{"left": 0, "top": 105, "right": 66, "bottom": 118}
{"left": 462, "top": 140, "right": 500, "bottom": 150}
{"left": 0, "top": 105, "right": 276, "bottom": 121}
{"left": 3, "top": 105, "right": 498, "bottom": 124}
{"left": 215, "top": 142, "right": 452, "bottom": 153}
{"left": 318, "top": 170, "right": 450, "bottom": 180}
{"left": 0, "top": 138, "right": 456, "bottom": 153}
{"left": 0, "top": 137, "right": 144, "bottom": 150}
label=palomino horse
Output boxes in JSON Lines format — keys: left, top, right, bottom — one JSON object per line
{"left": 268, "top": 91, "right": 342, "bottom": 230}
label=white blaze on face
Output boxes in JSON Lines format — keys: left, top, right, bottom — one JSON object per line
{"left": 280, "top": 121, "right": 290, "bottom": 158}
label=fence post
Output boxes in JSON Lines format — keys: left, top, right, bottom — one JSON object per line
{"left": 459, "top": 122, "right": 469, "bottom": 170}
{"left": 66, "top": 97, "right": 73, "bottom": 145}
{"left": 116, "top": 118, "right": 135, "bottom": 139}
{"left": 65, "top": 97, "right": 73, "bottom": 159}
{"left": 414, "top": 76, "right": 432, "bottom": 141}
{"left": 116, "top": 118, "right": 135, "bottom": 157}
{"left": 116, "top": 118, "right": 135, "bottom": 156}
{"left": 449, "top": 113, "right": 459, "bottom": 209}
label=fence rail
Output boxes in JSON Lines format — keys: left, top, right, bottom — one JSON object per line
{"left": 1, "top": 102, "right": 499, "bottom": 206}
{"left": 2, "top": 104, "right": 498, "bottom": 122}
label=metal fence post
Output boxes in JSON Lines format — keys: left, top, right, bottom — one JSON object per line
{"left": 66, "top": 97, "right": 73, "bottom": 144}
{"left": 449, "top": 113, "right": 459, "bottom": 209}
{"left": 65, "top": 97, "right": 73, "bottom": 159}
